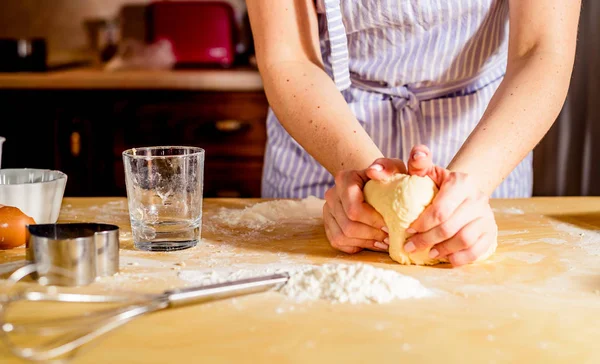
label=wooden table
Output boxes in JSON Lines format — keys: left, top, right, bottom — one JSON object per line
{"left": 1, "top": 197, "right": 600, "bottom": 363}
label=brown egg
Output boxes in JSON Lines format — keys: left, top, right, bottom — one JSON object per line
{"left": 0, "top": 205, "right": 36, "bottom": 249}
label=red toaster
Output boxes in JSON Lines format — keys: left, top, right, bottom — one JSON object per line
{"left": 146, "top": 1, "right": 237, "bottom": 67}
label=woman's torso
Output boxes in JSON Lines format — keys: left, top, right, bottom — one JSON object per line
{"left": 261, "top": 0, "right": 533, "bottom": 199}
{"left": 316, "top": 0, "right": 509, "bottom": 91}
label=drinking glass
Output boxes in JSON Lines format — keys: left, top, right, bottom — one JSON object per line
{"left": 122, "top": 146, "right": 204, "bottom": 251}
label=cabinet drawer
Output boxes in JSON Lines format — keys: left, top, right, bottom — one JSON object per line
{"left": 204, "top": 158, "right": 263, "bottom": 198}
{"left": 120, "top": 91, "right": 269, "bottom": 159}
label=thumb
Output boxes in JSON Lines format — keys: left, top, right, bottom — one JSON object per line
{"left": 407, "top": 145, "right": 451, "bottom": 187}
{"left": 426, "top": 165, "right": 452, "bottom": 187}
{"left": 407, "top": 145, "right": 433, "bottom": 176}
{"left": 365, "top": 158, "right": 407, "bottom": 181}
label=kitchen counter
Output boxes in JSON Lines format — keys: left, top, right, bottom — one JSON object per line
{"left": 1, "top": 196, "right": 600, "bottom": 363}
{"left": 0, "top": 67, "right": 264, "bottom": 91}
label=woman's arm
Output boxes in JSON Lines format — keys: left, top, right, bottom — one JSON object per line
{"left": 246, "top": 0, "right": 383, "bottom": 174}
{"left": 448, "top": 0, "right": 582, "bottom": 196}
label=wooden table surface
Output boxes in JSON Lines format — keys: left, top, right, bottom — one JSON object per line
{"left": 1, "top": 197, "right": 600, "bottom": 363}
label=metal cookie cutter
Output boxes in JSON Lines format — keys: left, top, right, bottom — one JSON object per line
{"left": 26, "top": 223, "right": 120, "bottom": 286}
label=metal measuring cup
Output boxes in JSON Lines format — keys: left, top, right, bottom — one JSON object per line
{"left": 26, "top": 223, "right": 120, "bottom": 286}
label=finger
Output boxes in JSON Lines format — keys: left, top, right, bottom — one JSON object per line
{"left": 447, "top": 231, "right": 497, "bottom": 267}
{"left": 323, "top": 204, "right": 362, "bottom": 254}
{"left": 409, "top": 173, "right": 472, "bottom": 233}
{"left": 336, "top": 172, "right": 387, "bottom": 229}
{"left": 365, "top": 158, "right": 407, "bottom": 181}
{"left": 427, "top": 215, "right": 490, "bottom": 259}
{"left": 323, "top": 203, "right": 388, "bottom": 254}
{"left": 423, "top": 165, "right": 452, "bottom": 187}
{"left": 407, "top": 145, "right": 434, "bottom": 176}
{"left": 406, "top": 196, "right": 487, "bottom": 252}
{"left": 324, "top": 186, "right": 337, "bottom": 210}
{"left": 333, "top": 197, "right": 388, "bottom": 242}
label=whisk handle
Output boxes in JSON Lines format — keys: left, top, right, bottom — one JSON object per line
{"left": 164, "top": 273, "right": 289, "bottom": 307}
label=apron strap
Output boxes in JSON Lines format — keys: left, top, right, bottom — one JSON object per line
{"left": 323, "top": 0, "right": 351, "bottom": 91}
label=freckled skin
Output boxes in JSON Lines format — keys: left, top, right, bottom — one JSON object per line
{"left": 246, "top": 0, "right": 580, "bottom": 196}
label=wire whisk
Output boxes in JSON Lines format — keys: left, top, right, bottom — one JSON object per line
{"left": 0, "top": 263, "right": 289, "bottom": 363}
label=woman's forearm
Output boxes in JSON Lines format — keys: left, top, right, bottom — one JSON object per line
{"left": 447, "top": 50, "right": 574, "bottom": 196}
{"left": 261, "top": 61, "right": 383, "bottom": 174}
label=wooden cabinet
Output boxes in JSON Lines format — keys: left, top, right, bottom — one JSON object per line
{"left": 112, "top": 90, "right": 269, "bottom": 198}
{"left": 52, "top": 91, "right": 119, "bottom": 196}
{"left": 0, "top": 90, "right": 55, "bottom": 171}
{"left": 0, "top": 88, "right": 269, "bottom": 198}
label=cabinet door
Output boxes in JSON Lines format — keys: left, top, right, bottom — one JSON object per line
{"left": 120, "top": 91, "right": 268, "bottom": 157}
{"left": 115, "top": 90, "right": 269, "bottom": 198}
{"left": 0, "top": 90, "right": 54, "bottom": 170}
{"left": 53, "top": 93, "right": 117, "bottom": 197}
{"left": 204, "top": 158, "right": 264, "bottom": 198}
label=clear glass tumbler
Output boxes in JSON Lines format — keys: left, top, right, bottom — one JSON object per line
{"left": 122, "top": 146, "right": 204, "bottom": 251}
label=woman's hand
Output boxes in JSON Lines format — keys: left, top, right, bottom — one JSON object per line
{"left": 399, "top": 145, "right": 498, "bottom": 267}
{"left": 323, "top": 160, "right": 407, "bottom": 254}
{"left": 324, "top": 144, "right": 497, "bottom": 266}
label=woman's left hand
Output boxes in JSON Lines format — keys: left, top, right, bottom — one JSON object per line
{"left": 384, "top": 145, "right": 498, "bottom": 267}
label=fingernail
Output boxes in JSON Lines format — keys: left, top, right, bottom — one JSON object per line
{"left": 429, "top": 249, "right": 439, "bottom": 258}
{"left": 413, "top": 151, "right": 426, "bottom": 160}
{"left": 406, "top": 228, "right": 417, "bottom": 234}
{"left": 404, "top": 241, "right": 416, "bottom": 253}
{"left": 381, "top": 226, "right": 389, "bottom": 233}
{"left": 370, "top": 164, "right": 383, "bottom": 171}
{"left": 384, "top": 237, "right": 389, "bottom": 244}
{"left": 374, "top": 241, "right": 389, "bottom": 250}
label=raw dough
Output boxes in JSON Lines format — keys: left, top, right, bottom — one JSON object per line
{"left": 364, "top": 173, "right": 447, "bottom": 265}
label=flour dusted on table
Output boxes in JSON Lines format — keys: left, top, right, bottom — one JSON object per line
{"left": 279, "top": 263, "right": 434, "bottom": 304}
{"left": 492, "top": 207, "right": 526, "bottom": 215}
{"left": 210, "top": 196, "right": 323, "bottom": 230}
{"left": 177, "top": 263, "right": 312, "bottom": 286}
{"left": 552, "top": 222, "right": 600, "bottom": 256}
{"left": 178, "top": 262, "right": 434, "bottom": 304}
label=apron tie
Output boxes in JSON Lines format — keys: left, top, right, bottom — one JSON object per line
{"left": 323, "top": 0, "right": 351, "bottom": 91}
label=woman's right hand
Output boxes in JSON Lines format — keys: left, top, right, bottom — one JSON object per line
{"left": 323, "top": 159, "right": 407, "bottom": 254}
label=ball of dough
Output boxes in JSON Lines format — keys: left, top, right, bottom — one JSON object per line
{"left": 364, "top": 173, "right": 446, "bottom": 265}
{"left": 365, "top": 174, "right": 498, "bottom": 265}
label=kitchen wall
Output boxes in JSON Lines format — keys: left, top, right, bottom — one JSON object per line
{"left": 0, "top": 0, "right": 245, "bottom": 55}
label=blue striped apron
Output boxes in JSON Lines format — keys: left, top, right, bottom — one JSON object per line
{"left": 261, "top": 0, "right": 533, "bottom": 199}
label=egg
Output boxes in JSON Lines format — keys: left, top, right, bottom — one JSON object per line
{"left": 0, "top": 205, "right": 36, "bottom": 249}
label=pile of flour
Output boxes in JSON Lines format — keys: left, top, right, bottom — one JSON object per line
{"left": 178, "top": 262, "right": 434, "bottom": 304}
{"left": 210, "top": 196, "right": 324, "bottom": 230}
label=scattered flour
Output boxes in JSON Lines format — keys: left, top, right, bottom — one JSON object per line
{"left": 498, "top": 230, "right": 529, "bottom": 237}
{"left": 538, "top": 237, "right": 567, "bottom": 245}
{"left": 493, "top": 207, "right": 525, "bottom": 215}
{"left": 551, "top": 222, "right": 600, "bottom": 256}
{"left": 178, "top": 263, "right": 434, "bottom": 304}
{"left": 59, "top": 200, "right": 129, "bottom": 223}
{"left": 501, "top": 251, "right": 545, "bottom": 264}
{"left": 210, "top": 197, "right": 324, "bottom": 231}
{"left": 119, "top": 256, "right": 168, "bottom": 268}
{"left": 505, "top": 236, "right": 566, "bottom": 247}
{"left": 280, "top": 263, "right": 434, "bottom": 304}
{"left": 177, "top": 263, "right": 309, "bottom": 286}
